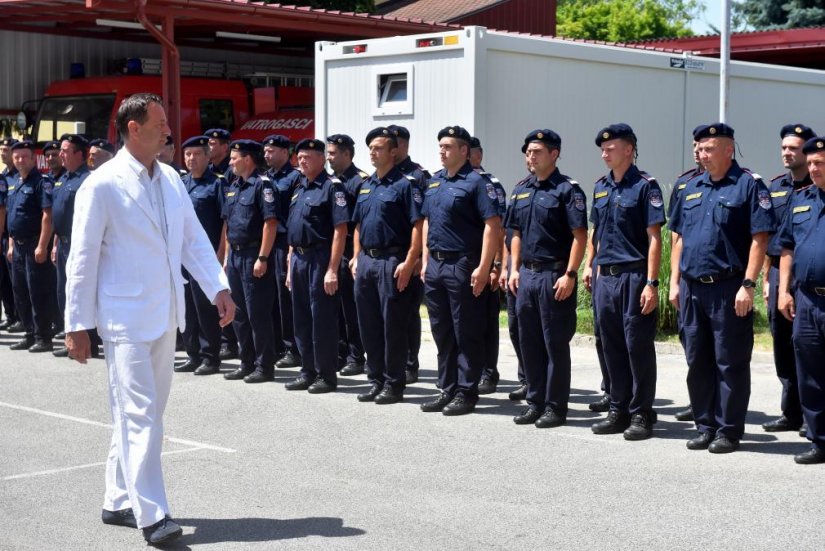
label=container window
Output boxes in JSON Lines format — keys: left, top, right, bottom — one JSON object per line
{"left": 373, "top": 65, "right": 413, "bottom": 116}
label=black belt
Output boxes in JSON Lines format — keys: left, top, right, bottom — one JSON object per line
{"left": 12, "top": 237, "right": 35, "bottom": 246}
{"left": 523, "top": 259, "right": 566, "bottom": 273}
{"left": 430, "top": 250, "right": 470, "bottom": 261}
{"left": 770, "top": 255, "right": 781, "bottom": 268}
{"left": 363, "top": 246, "right": 404, "bottom": 259}
{"left": 600, "top": 260, "right": 646, "bottom": 276}
{"left": 294, "top": 243, "right": 323, "bottom": 255}
{"left": 687, "top": 269, "right": 744, "bottom": 284}
{"left": 802, "top": 285, "right": 825, "bottom": 297}
{"left": 229, "top": 241, "right": 260, "bottom": 251}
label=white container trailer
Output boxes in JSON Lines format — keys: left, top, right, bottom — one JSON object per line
{"left": 315, "top": 26, "right": 825, "bottom": 195}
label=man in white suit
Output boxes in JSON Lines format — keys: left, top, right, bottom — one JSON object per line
{"left": 64, "top": 94, "right": 235, "bottom": 546}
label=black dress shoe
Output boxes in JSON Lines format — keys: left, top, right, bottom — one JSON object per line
{"left": 592, "top": 410, "right": 631, "bottom": 434}
{"left": 508, "top": 384, "right": 527, "bottom": 401}
{"left": 28, "top": 339, "right": 53, "bottom": 353}
{"left": 708, "top": 435, "right": 739, "bottom": 454}
{"left": 478, "top": 378, "right": 498, "bottom": 395}
{"left": 674, "top": 405, "right": 694, "bottom": 422}
{"left": 142, "top": 516, "right": 183, "bottom": 545}
{"left": 219, "top": 345, "right": 238, "bottom": 360}
{"left": 420, "top": 392, "right": 453, "bottom": 412}
{"left": 53, "top": 346, "right": 70, "bottom": 358}
{"left": 357, "top": 384, "right": 382, "bottom": 402}
{"left": 275, "top": 350, "right": 301, "bottom": 368}
{"left": 588, "top": 393, "right": 610, "bottom": 412}
{"left": 442, "top": 395, "right": 475, "bottom": 416}
{"left": 623, "top": 411, "right": 658, "bottom": 441}
{"left": 513, "top": 406, "right": 542, "bottom": 425}
{"left": 762, "top": 415, "right": 803, "bottom": 432}
{"left": 54, "top": 330, "right": 66, "bottom": 339}
{"left": 0, "top": 319, "right": 11, "bottom": 330}
{"left": 6, "top": 321, "right": 26, "bottom": 333}
{"left": 308, "top": 378, "right": 336, "bottom": 394}
{"left": 535, "top": 409, "right": 566, "bottom": 428}
{"left": 285, "top": 376, "right": 314, "bottom": 390}
{"left": 800, "top": 424, "right": 809, "bottom": 438}
{"left": 101, "top": 507, "right": 137, "bottom": 529}
{"left": 405, "top": 369, "right": 419, "bottom": 385}
{"left": 686, "top": 432, "right": 714, "bottom": 450}
{"left": 174, "top": 358, "right": 201, "bottom": 373}
{"left": 10, "top": 337, "right": 34, "bottom": 351}
{"left": 340, "top": 362, "right": 365, "bottom": 376}
{"left": 794, "top": 446, "right": 825, "bottom": 465}
{"left": 223, "top": 365, "right": 254, "bottom": 380}
{"left": 244, "top": 369, "right": 274, "bottom": 383}
{"left": 375, "top": 386, "right": 403, "bottom": 405}
{"left": 194, "top": 360, "right": 220, "bottom": 375}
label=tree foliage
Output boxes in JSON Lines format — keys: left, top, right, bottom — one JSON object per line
{"left": 732, "top": 0, "right": 825, "bottom": 29}
{"left": 556, "top": 0, "right": 704, "bottom": 42}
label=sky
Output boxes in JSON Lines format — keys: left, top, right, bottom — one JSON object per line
{"left": 690, "top": 0, "right": 724, "bottom": 35}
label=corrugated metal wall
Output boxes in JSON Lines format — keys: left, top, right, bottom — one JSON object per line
{"left": 0, "top": 30, "right": 312, "bottom": 111}
{"left": 455, "top": 0, "right": 556, "bottom": 36}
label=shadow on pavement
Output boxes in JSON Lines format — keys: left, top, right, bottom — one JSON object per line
{"left": 172, "top": 516, "right": 365, "bottom": 546}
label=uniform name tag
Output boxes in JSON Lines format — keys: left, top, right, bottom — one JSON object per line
{"left": 594, "top": 191, "right": 608, "bottom": 199}
{"left": 226, "top": 192, "right": 236, "bottom": 197}
{"left": 428, "top": 182, "right": 440, "bottom": 189}
{"left": 685, "top": 192, "right": 702, "bottom": 201}
{"left": 793, "top": 205, "right": 811, "bottom": 213}
{"left": 515, "top": 192, "right": 530, "bottom": 200}
{"left": 771, "top": 191, "right": 788, "bottom": 198}
{"left": 7, "top": 186, "right": 14, "bottom": 191}
{"left": 677, "top": 183, "right": 687, "bottom": 190}
{"left": 359, "top": 189, "right": 371, "bottom": 195}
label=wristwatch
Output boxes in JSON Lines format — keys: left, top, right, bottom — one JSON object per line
{"left": 566, "top": 270, "right": 577, "bottom": 279}
{"left": 742, "top": 278, "right": 756, "bottom": 289}
{"left": 257, "top": 255, "right": 268, "bottom": 262}
{"left": 493, "top": 261, "right": 502, "bottom": 269}
{"left": 646, "top": 279, "right": 659, "bottom": 288}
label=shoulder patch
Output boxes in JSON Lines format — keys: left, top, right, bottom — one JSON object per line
{"left": 335, "top": 190, "right": 347, "bottom": 207}
{"left": 649, "top": 189, "right": 664, "bottom": 208}
{"left": 594, "top": 191, "right": 608, "bottom": 199}
{"left": 574, "top": 193, "right": 586, "bottom": 212}
{"left": 412, "top": 188, "right": 423, "bottom": 204}
{"left": 758, "top": 189, "right": 772, "bottom": 210}
{"left": 263, "top": 188, "right": 275, "bottom": 203}
{"left": 485, "top": 182, "right": 497, "bottom": 200}
{"left": 685, "top": 192, "right": 702, "bottom": 201}
{"left": 793, "top": 205, "right": 811, "bottom": 213}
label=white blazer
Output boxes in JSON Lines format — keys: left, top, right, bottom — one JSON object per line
{"left": 65, "top": 148, "right": 229, "bottom": 343}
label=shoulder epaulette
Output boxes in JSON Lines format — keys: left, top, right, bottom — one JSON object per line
{"left": 260, "top": 175, "right": 271, "bottom": 182}
{"left": 330, "top": 176, "right": 342, "bottom": 184}
{"left": 795, "top": 184, "right": 813, "bottom": 193}
{"left": 358, "top": 171, "right": 368, "bottom": 178}
{"left": 678, "top": 167, "right": 699, "bottom": 178}
{"left": 405, "top": 174, "right": 416, "bottom": 182}
{"left": 770, "top": 173, "right": 786, "bottom": 182}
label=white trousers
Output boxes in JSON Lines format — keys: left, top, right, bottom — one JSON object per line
{"left": 102, "top": 330, "right": 176, "bottom": 529}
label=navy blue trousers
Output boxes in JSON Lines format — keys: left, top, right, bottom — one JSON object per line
{"left": 338, "top": 253, "right": 365, "bottom": 366}
{"left": 406, "top": 276, "right": 424, "bottom": 372}
{"left": 483, "top": 288, "right": 501, "bottom": 382}
{"left": 272, "top": 235, "right": 298, "bottom": 358}
{"left": 591, "top": 270, "right": 610, "bottom": 394}
{"left": 11, "top": 239, "right": 55, "bottom": 340}
{"left": 226, "top": 249, "right": 276, "bottom": 371}
{"left": 183, "top": 275, "right": 222, "bottom": 364}
{"left": 767, "top": 265, "right": 802, "bottom": 423}
{"left": 792, "top": 289, "right": 825, "bottom": 449}
{"left": 0, "top": 236, "right": 15, "bottom": 322}
{"left": 505, "top": 287, "right": 525, "bottom": 384}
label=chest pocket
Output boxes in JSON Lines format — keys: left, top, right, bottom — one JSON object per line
{"left": 714, "top": 197, "right": 745, "bottom": 225}
{"left": 14, "top": 186, "right": 36, "bottom": 209}
{"left": 302, "top": 192, "right": 325, "bottom": 219}
{"left": 238, "top": 190, "right": 256, "bottom": 207}
{"left": 447, "top": 186, "right": 469, "bottom": 208}
{"left": 533, "top": 192, "right": 559, "bottom": 222}
{"left": 377, "top": 188, "right": 399, "bottom": 205}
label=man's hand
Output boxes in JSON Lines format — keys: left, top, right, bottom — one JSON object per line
{"left": 778, "top": 291, "right": 795, "bottom": 321}
{"left": 734, "top": 286, "right": 755, "bottom": 317}
{"left": 583, "top": 266, "right": 593, "bottom": 293}
{"left": 349, "top": 256, "right": 358, "bottom": 279}
{"left": 669, "top": 280, "right": 680, "bottom": 310}
{"left": 394, "top": 260, "right": 414, "bottom": 292}
{"left": 508, "top": 269, "right": 520, "bottom": 295}
{"left": 66, "top": 331, "right": 92, "bottom": 364}
{"left": 420, "top": 259, "right": 428, "bottom": 283}
{"left": 214, "top": 290, "right": 236, "bottom": 328}
{"left": 34, "top": 245, "right": 47, "bottom": 264}
{"left": 640, "top": 284, "right": 659, "bottom": 315}
{"left": 471, "top": 266, "right": 489, "bottom": 297}
{"left": 762, "top": 279, "right": 770, "bottom": 306}
{"left": 253, "top": 258, "right": 267, "bottom": 278}
{"left": 51, "top": 245, "right": 57, "bottom": 265}
{"left": 324, "top": 268, "right": 338, "bottom": 295}
{"left": 498, "top": 268, "right": 508, "bottom": 291}
{"left": 489, "top": 267, "right": 501, "bottom": 291}
{"left": 553, "top": 273, "right": 576, "bottom": 302}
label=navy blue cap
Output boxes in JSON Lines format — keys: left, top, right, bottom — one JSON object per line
{"left": 522, "top": 129, "right": 561, "bottom": 153}
{"left": 295, "top": 138, "right": 325, "bottom": 153}
{"left": 469, "top": 136, "right": 482, "bottom": 149}
{"left": 42, "top": 140, "right": 61, "bottom": 153}
{"left": 693, "top": 123, "right": 734, "bottom": 140}
{"left": 262, "top": 134, "right": 290, "bottom": 149}
{"left": 59, "top": 134, "right": 89, "bottom": 148}
{"left": 326, "top": 134, "right": 355, "bottom": 147}
{"left": 0, "top": 138, "right": 18, "bottom": 147}
{"left": 595, "top": 123, "right": 636, "bottom": 146}
{"left": 11, "top": 140, "right": 34, "bottom": 151}
{"left": 802, "top": 136, "right": 825, "bottom": 155}
{"left": 205, "top": 128, "right": 231, "bottom": 141}
{"left": 387, "top": 125, "right": 410, "bottom": 140}
{"left": 89, "top": 139, "right": 116, "bottom": 154}
{"left": 780, "top": 124, "right": 816, "bottom": 141}
{"left": 437, "top": 125, "right": 471, "bottom": 144}
{"left": 229, "top": 139, "right": 262, "bottom": 155}
{"left": 181, "top": 135, "right": 209, "bottom": 149}
{"left": 365, "top": 127, "right": 397, "bottom": 146}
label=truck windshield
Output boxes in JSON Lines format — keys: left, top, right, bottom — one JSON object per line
{"left": 34, "top": 94, "right": 115, "bottom": 142}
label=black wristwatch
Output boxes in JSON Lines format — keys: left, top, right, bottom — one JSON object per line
{"left": 566, "top": 270, "right": 577, "bottom": 279}
{"left": 257, "top": 255, "right": 268, "bottom": 262}
{"left": 742, "top": 278, "right": 756, "bottom": 289}
{"left": 493, "top": 261, "right": 502, "bottom": 270}
{"left": 646, "top": 279, "right": 659, "bottom": 288}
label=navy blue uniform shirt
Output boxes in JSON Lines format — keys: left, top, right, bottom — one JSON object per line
{"left": 767, "top": 172, "right": 812, "bottom": 257}
{"left": 267, "top": 163, "right": 302, "bottom": 235}
{"left": 396, "top": 156, "right": 430, "bottom": 192}
{"left": 0, "top": 173, "right": 6, "bottom": 208}
{"left": 209, "top": 155, "right": 231, "bottom": 178}
{"left": 590, "top": 165, "right": 666, "bottom": 266}
{"left": 338, "top": 164, "right": 368, "bottom": 237}
{"left": 6, "top": 170, "right": 53, "bottom": 239}
{"left": 352, "top": 165, "right": 423, "bottom": 250}
{"left": 476, "top": 167, "right": 507, "bottom": 217}
{"left": 222, "top": 171, "right": 278, "bottom": 246}
{"left": 507, "top": 169, "right": 587, "bottom": 263}
{"left": 51, "top": 164, "right": 90, "bottom": 238}
{"left": 778, "top": 184, "right": 825, "bottom": 286}
{"left": 183, "top": 170, "right": 226, "bottom": 249}
{"left": 503, "top": 175, "right": 532, "bottom": 252}
{"left": 670, "top": 160, "right": 776, "bottom": 279}
{"left": 668, "top": 166, "right": 703, "bottom": 222}
{"left": 287, "top": 172, "right": 350, "bottom": 248}
{"left": 422, "top": 161, "right": 500, "bottom": 253}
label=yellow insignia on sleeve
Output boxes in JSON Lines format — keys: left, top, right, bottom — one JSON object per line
{"left": 685, "top": 192, "right": 702, "bottom": 201}
{"left": 594, "top": 191, "right": 608, "bottom": 199}
{"left": 677, "top": 183, "right": 687, "bottom": 190}
{"left": 793, "top": 205, "right": 811, "bottom": 213}
{"left": 771, "top": 191, "right": 788, "bottom": 198}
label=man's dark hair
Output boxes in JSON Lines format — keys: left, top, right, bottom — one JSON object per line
{"left": 116, "top": 93, "right": 163, "bottom": 141}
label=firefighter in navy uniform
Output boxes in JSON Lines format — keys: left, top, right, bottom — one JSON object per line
{"left": 263, "top": 134, "right": 303, "bottom": 370}
{"left": 761, "top": 124, "right": 815, "bottom": 433}
{"left": 176, "top": 136, "right": 227, "bottom": 376}
{"left": 5, "top": 140, "right": 57, "bottom": 352}
{"left": 777, "top": 136, "right": 825, "bottom": 464}
{"left": 670, "top": 123, "right": 775, "bottom": 454}
{"left": 221, "top": 140, "right": 278, "bottom": 383}
{"left": 419, "top": 125, "right": 502, "bottom": 416}
{"left": 87, "top": 139, "right": 115, "bottom": 170}
{"left": 0, "top": 138, "right": 19, "bottom": 332}
{"left": 387, "top": 124, "right": 430, "bottom": 385}
{"left": 326, "top": 134, "right": 367, "bottom": 376}
{"left": 43, "top": 141, "right": 65, "bottom": 181}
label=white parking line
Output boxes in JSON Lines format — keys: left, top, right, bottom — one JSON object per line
{"left": 0, "top": 401, "right": 236, "bottom": 453}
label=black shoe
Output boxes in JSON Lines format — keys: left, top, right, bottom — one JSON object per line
{"left": 0, "top": 319, "right": 11, "bottom": 330}
{"left": 308, "top": 378, "right": 336, "bottom": 394}
{"left": 194, "top": 360, "right": 220, "bottom": 376}
{"left": 708, "top": 435, "right": 739, "bottom": 454}
{"left": 6, "top": 321, "right": 26, "bottom": 334}
{"left": 174, "top": 358, "right": 201, "bottom": 373}
{"left": 275, "top": 350, "right": 301, "bottom": 369}
{"left": 219, "top": 345, "right": 238, "bottom": 360}
{"left": 794, "top": 446, "right": 825, "bottom": 465}
{"left": 28, "top": 339, "right": 53, "bottom": 353}
{"left": 674, "top": 405, "right": 694, "bottom": 422}
{"left": 223, "top": 365, "right": 254, "bottom": 380}
{"left": 592, "top": 410, "right": 631, "bottom": 434}
{"left": 762, "top": 415, "right": 803, "bottom": 432}
{"left": 53, "top": 346, "right": 70, "bottom": 358}
{"left": 285, "top": 376, "right": 314, "bottom": 391}
{"left": 623, "top": 411, "right": 658, "bottom": 441}
{"left": 142, "top": 516, "right": 183, "bottom": 545}
{"left": 588, "top": 393, "right": 610, "bottom": 413}
{"left": 405, "top": 369, "right": 419, "bottom": 385}
{"left": 357, "top": 383, "right": 382, "bottom": 402}
{"left": 442, "top": 395, "right": 475, "bottom": 416}
{"left": 800, "top": 424, "right": 809, "bottom": 438}
{"left": 513, "top": 406, "right": 543, "bottom": 425}
{"left": 340, "top": 362, "right": 365, "bottom": 376}
{"left": 420, "top": 392, "right": 453, "bottom": 412}
{"left": 508, "top": 384, "right": 527, "bottom": 401}
{"left": 478, "top": 378, "right": 498, "bottom": 395}
{"left": 535, "top": 409, "right": 566, "bottom": 428}
{"left": 101, "top": 508, "right": 137, "bottom": 529}
{"left": 686, "top": 432, "right": 714, "bottom": 450}
{"left": 244, "top": 369, "right": 273, "bottom": 383}
{"left": 54, "top": 330, "right": 66, "bottom": 339}
{"left": 10, "top": 337, "right": 34, "bottom": 351}
{"left": 375, "top": 386, "right": 403, "bottom": 405}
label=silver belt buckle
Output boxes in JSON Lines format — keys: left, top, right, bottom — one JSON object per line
{"left": 699, "top": 275, "right": 715, "bottom": 284}
{"left": 814, "top": 287, "right": 825, "bottom": 296}
{"left": 608, "top": 265, "right": 620, "bottom": 276}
